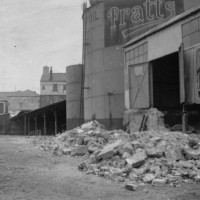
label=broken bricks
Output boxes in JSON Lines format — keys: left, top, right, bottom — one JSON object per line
{"left": 97, "top": 140, "right": 123, "bottom": 161}
{"left": 125, "top": 149, "right": 147, "bottom": 168}
{"left": 37, "top": 120, "right": 200, "bottom": 187}
{"left": 71, "top": 145, "right": 88, "bottom": 156}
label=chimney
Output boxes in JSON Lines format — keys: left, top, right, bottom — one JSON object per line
{"left": 50, "top": 67, "right": 53, "bottom": 81}
{"left": 43, "top": 66, "right": 49, "bottom": 75}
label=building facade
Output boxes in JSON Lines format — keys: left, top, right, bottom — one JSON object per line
{"left": 40, "top": 66, "right": 66, "bottom": 107}
{"left": 123, "top": 5, "right": 200, "bottom": 130}
{"left": 83, "top": 0, "right": 200, "bottom": 129}
{"left": 0, "top": 90, "right": 40, "bottom": 114}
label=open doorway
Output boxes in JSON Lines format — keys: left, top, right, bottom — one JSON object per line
{"left": 151, "top": 52, "right": 181, "bottom": 111}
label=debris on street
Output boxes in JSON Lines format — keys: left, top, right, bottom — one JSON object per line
{"left": 36, "top": 120, "right": 200, "bottom": 190}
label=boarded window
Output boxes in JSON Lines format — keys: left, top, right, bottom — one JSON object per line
{"left": 53, "top": 84, "right": 58, "bottom": 92}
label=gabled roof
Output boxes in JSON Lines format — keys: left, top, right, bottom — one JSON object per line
{"left": 0, "top": 90, "right": 39, "bottom": 100}
{"left": 40, "top": 73, "right": 66, "bottom": 82}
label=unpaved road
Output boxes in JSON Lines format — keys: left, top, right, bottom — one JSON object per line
{"left": 0, "top": 136, "right": 200, "bottom": 200}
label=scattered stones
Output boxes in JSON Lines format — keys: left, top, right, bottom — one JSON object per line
{"left": 88, "top": 146, "right": 99, "bottom": 154}
{"left": 142, "top": 174, "right": 155, "bottom": 183}
{"left": 178, "top": 161, "right": 193, "bottom": 169}
{"left": 194, "top": 175, "right": 200, "bottom": 182}
{"left": 126, "top": 149, "right": 147, "bottom": 168}
{"left": 152, "top": 178, "right": 167, "bottom": 185}
{"left": 125, "top": 183, "right": 138, "bottom": 191}
{"left": 97, "top": 140, "right": 122, "bottom": 161}
{"left": 71, "top": 145, "right": 88, "bottom": 156}
{"left": 183, "top": 148, "right": 200, "bottom": 160}
{"left": 37, "top": 120, "right": 200, "bottom": 187}
{"left": 118, "top": 143, "right": 133, "bottom": 156}
{"left": 122, "top": 152, "right": 132, "bottom": 159}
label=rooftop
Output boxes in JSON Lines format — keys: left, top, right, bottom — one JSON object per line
{"left": 40, "top": 66, "right": 66, "bottom": 82}
{"left": 0, "top": 90, "right": 39, "bottom": 100}
{"left": 40, "top": 73, "right": 66, "bottom": 82}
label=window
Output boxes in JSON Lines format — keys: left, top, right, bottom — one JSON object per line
{"left": 125, "top": 42, "right": 148, "bottom": 65}
{"left": 53, "top": 84, "right": 58, "bottom": 92}
{"left": 42, "top": 86, "right": 45, "bottom": 90}
{"left": 63, "top": 85, "right": 66, "bottom": 91}
{"left": 182, "top": 17, "right": 200, "bottom": 48}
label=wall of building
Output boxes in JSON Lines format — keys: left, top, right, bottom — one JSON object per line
{"left": 40, "top": 82, "right": 66, "bottom": 95}
{"left": 0, "top": 101, "right": 8, "bottom": 114}
{"left": 10, "top": 117, "right": 24, "bottom": 135}
{"left": 83, "top": 2, "right": 125, "bottom": 129}
{"left": 66, "top": 65, "right": 83, "bottom": 130}
{"left": 40, "top": 95, "right": 66, "bottom": 108}
{"left": 0, "top": 113, "right": 10, "bottom": 134}
{"left": 83, "top": 0, "right": 188, "bottom": 129}
{"left": 7, "top": 96, "right": 40, "bottom": 112}
{"left": 184, "top": 0, "right": 200, "bottom": 10}
{"left": 83, "top": 0, "right": 200, "bottom": 128}
{"left": 124, "top": 7, "right": 200, "bottom": 110}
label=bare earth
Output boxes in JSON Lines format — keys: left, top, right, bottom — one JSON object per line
{"left": 0, "top": 136, "right": 200, "bottom": 200}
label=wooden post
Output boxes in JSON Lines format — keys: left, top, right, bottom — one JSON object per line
{"left": 28, "top": 116, "right": 30, "bottom": 135}
{"left": 182, "top": 104, "right": 188, "bottom": 132}
{"left": 53, "top": 109, "right": 57, "bottom": 135}
{"left": 24, "top": 114, "right": 27, "bottom": 135}
{"left": 43, "top": 111, "right": 46, "bottom": 136}
{"left": 34, "top": 114, "right": 37, "bottom": 134}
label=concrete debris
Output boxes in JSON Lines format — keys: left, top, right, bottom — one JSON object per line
{"left": 125, "top": 183, "right": 138, "bottom": 191}
{"left": 97, "top": 140, "right": 123, "bottom": 161}
{"left": 71, "top": 145, "right": 88, "bottom": 156}
{"left": 125, "top": 149, "right": 147, "bottom": 168}
{"left": 152, "top": 178, "right": 167, "bottom": 185}
{"left": 37, "top": 120, "right": 200, "bottom": 187}
{"left": 142, "top": 174, "right": 155, "bottom": 183}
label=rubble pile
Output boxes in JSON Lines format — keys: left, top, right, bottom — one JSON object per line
{"left": 39, "top": 120, "right": 129, "bottom": 157}
{"left": 39, "top": 121, "right": 200, "bottom": 188}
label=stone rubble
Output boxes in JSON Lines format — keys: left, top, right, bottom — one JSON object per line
{"left": 38, "top": 120, "right": 200, "bottom": 190}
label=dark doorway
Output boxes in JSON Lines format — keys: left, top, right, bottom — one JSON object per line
{"left": 151, "top": 52, "right": 181, "bottom": 110}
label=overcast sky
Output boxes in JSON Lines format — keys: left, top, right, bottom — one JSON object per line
{"left": 0, "top": 0, "right": 83, "bottom": 93}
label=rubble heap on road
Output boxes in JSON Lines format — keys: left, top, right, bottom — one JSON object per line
{"left": 39, "top": 120, "right": 200, "bottom": 187}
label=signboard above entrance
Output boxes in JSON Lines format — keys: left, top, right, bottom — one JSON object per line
{"left": 105, "top": 0, "right": 184, "bottom": 46}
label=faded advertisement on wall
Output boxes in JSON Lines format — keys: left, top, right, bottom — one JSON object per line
{"left": 105, "top": 0, "right": 184, "bottom": 46}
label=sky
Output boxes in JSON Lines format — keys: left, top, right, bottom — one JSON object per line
{"left": 0, "top": 0, "right": 84, "bottom": 93}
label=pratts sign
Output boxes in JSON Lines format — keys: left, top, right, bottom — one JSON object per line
{"left": 105, "top": 0, "right": 184, "bottom": 46}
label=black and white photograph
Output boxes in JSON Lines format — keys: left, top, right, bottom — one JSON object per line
{"left": 1, "top": 0, "right": 200, "bottom": 199}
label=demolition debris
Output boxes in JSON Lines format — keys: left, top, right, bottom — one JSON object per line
{"left": 36, "top": 120, "right": 200, "bottom": 190}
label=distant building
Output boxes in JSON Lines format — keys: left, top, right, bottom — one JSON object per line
{"left": 0, "top": 100, "right": 8, "bottom": 114}
{"left": 0, "top": 90, "right": 40, "bottom": 114}
{"left": 40, "top": 66, "right": 66, "bottom": 107}
{"left": 0, "top": 100, "right": 9, "bottom": 135}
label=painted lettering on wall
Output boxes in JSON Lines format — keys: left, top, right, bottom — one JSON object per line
{"left": 105, "top": 0, "right": 184, "bottom": 46}
{"left": 85, "top": 10, "right": 99, "bottom": 24}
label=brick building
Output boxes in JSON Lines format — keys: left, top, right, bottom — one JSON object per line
{"left": 0, "top": 90, "right": 40, "bottom": 115}
{"left": 40, "top": 66, "right": 66, "bottom": 107}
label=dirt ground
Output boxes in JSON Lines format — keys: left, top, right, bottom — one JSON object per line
{"left": 0, "top": 136, "right": 200, "bottom": 200}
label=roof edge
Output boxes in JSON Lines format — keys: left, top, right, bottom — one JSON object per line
{"left": 123, "top": 5, "right": 200, "bottom": 48}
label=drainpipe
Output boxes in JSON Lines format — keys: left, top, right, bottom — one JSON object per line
{"left": 108, "top": 92, "right": 113, "bottom": 129}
